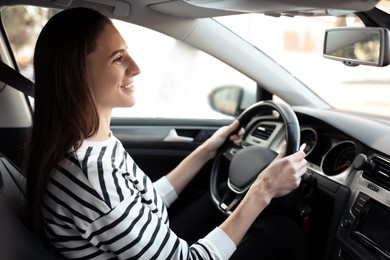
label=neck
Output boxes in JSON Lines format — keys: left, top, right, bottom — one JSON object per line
{"left": 87, "top": 107, "right": 112, "bottom": 141}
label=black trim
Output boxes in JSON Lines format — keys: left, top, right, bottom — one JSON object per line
{"left": 0, "top": 60, "right": 34, "bottom": 97}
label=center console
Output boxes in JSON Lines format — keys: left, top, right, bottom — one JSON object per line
{"left": 334, "top": 155, "right": 390, "bottom": 260}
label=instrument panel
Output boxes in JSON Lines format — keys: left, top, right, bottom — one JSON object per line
{"left": 300, "top": 127, "right": 358, "bottom": 177}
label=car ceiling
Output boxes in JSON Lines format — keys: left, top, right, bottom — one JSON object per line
{"left": 2, "top": 0, "right": 380, "bottom": 19}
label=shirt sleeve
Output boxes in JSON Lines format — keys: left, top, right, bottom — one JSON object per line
{"left": 153, "top": 176, "right": 178, "bottom": 207}
{"left": 200, "top": 227, "right": 237, "bottom": 259}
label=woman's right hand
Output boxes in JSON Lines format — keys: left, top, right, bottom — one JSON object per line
{"left": 247, "top": 145, "right": 307, "bottom": 205}
{"left": 220, "top": 145, "right": 307, "bottom": 246}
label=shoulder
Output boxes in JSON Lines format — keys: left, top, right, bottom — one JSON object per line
{"left": 75, "top": 135, "right": 126, "bottom": 161}
{"left": 51, "top": 156, "right": 90, "bottom": 188}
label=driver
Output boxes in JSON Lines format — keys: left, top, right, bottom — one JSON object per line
{"left": 25, "top": 7, "right": 311, "bottom": 259}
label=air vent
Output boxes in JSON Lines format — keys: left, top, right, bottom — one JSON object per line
{"left": 251, "top": 124, "right": 276, "bottom": 140}
{"left": 363, "top": 156, "right": 390, "bottom": 191}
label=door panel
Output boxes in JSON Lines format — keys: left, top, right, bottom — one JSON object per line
{"left": 110, "top": 117, "right": 232, "bottom": 215}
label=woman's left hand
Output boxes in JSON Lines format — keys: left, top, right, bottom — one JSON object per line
{"left": 202, "top": 120, "right": 244, "bottom": 159}
{"left": 167, "top": 120, "right": 244, "bottom": 194}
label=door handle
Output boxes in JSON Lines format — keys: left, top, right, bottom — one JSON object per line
{"left": 163, "top": 129, "right": 194, "bottom": 142}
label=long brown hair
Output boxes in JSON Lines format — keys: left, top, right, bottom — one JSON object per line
{"left": 25, "top": 7, "right": 112, "bottom": 239}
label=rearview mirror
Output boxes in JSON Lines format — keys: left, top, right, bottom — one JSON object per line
{"left": 323, "top": 27, "right": 390, "bottom": 67}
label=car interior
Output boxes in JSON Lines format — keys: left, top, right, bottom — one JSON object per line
{"left": 1, "top": 0, "right": 390, "bottom": 259}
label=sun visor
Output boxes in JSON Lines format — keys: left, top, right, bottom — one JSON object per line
{"left": 150, "top": 0, "right": 379, "bottom": 18}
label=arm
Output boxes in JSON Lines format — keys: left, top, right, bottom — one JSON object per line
{"left": 45, "top": 156, "right": 236, "bottom": 260}
{"left": 165, "top": 141, "right": 212, "bottom": 195}
{"left": 166, "top": 120, "right": 242, "bottom": 195}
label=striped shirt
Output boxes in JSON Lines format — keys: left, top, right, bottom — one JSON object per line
{"left": 43, "top": 134, "right": 236, "bottom": 259}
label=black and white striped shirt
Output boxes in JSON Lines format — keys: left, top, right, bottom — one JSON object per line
{"left": 43, "top": 135, "right": 235, "bottom": 259}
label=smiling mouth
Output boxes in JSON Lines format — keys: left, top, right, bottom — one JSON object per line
{"left": 122, "top": 82, "right": 135, "bottom": 92}
{"left": 122, "top": 82, "right": 133, "bottom": 89}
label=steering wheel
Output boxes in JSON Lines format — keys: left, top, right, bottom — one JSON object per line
{"left": 210, "top": 100, "right": 302, "bottom": 215}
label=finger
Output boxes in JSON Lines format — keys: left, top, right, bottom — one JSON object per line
{"left": 229, "top": 135, "right": 242, "bottom": 145}
{"left": 229, "top": 135, "right": 238, "bottom": 142}
{"left": 229, "top": 125, "right": 244, "bottom": 138}
{"left": 292, "top": 159, "right": 307, "bottom": 180}
{"left": 293, "top": 150, "right": 307, "bottom": 161}
{"left": 284, "top": 149, "right": 306, "bottom": 162}
{"left": 238, "top": 127, "right": 245, "bottom": 136}
{"left": 225, "top": 120, "right": 242, "bottom": 143}
{"left": 228, "top": 119, "right": 240, "bottom": 132}
{"left": 277, "top": 144, "right": 286, "bottom": 158}
{"left": 216, "top": 121, "right": 237, "bottom": 139}
{"left": 227, "top": 119, "right": 243, "bottom": 137}
{"left": 296, "top": 162, "right": 308, "bottom": 178}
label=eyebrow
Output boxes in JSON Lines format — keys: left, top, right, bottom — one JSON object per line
{"left": 109, "top": 48, "right": 127, "bottom": 59}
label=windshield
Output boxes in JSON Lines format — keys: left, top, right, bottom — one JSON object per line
{"left": 216, "top": 2, "right": 390, "bottom": 118}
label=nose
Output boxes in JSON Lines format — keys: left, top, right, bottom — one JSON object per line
{"left": 126, "top": 56, "right": 141, "bottom": 76}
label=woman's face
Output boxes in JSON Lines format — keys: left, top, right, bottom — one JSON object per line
{"left": 86, "top": 23, "right": 140, "bottom": 111}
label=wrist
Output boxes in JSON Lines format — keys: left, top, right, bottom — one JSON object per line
{"left": 197, "top": 141, "right": 216, "bottom": 161}
{"left": 246, "top": 177, "right": 273, "bottom": 208}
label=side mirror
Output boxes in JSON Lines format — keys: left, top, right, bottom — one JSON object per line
{"left": 323, "top": 27, "right": 390, "bottom": 67}
{"left": 208, "top": 86, "right": 255, "bottom": 116}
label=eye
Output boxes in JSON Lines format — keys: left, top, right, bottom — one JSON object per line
{"left": 113, "top": 54, "right": 124, "bottom": 63}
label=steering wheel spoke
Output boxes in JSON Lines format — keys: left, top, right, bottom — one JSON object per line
{"left": 219, "top": 189, "right": 245, "bottom": 214}
{"left": 221, "top": 145, "right": 242, "bottom": 162}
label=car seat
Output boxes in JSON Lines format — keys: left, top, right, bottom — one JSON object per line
{"left": 0, "top": 59, "right": 57, "bottom": 258}
{"left": 0, "top": 153, "right": 56, "bottom": 259}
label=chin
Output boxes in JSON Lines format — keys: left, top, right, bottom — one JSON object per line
{"left": 122, "top": 98, "right": 136, "bottom": 107}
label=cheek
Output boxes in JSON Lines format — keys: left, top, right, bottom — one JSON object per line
{"left": 90, "top": 70, "right": 119, "bottom": 96}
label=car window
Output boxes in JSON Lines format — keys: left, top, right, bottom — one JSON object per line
{"left": 2, "top": 6, "right": 256, "bottom": 120}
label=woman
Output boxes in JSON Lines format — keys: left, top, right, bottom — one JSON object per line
{"left": 26, "top": 7, "right": 310, "bottom": 259}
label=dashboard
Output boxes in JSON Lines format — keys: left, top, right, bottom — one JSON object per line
{"left": 297, "top": 110, "right": 390, "bottom": 259}
{"left": 243, "top": 106, "right": 390, "bottom": 260}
